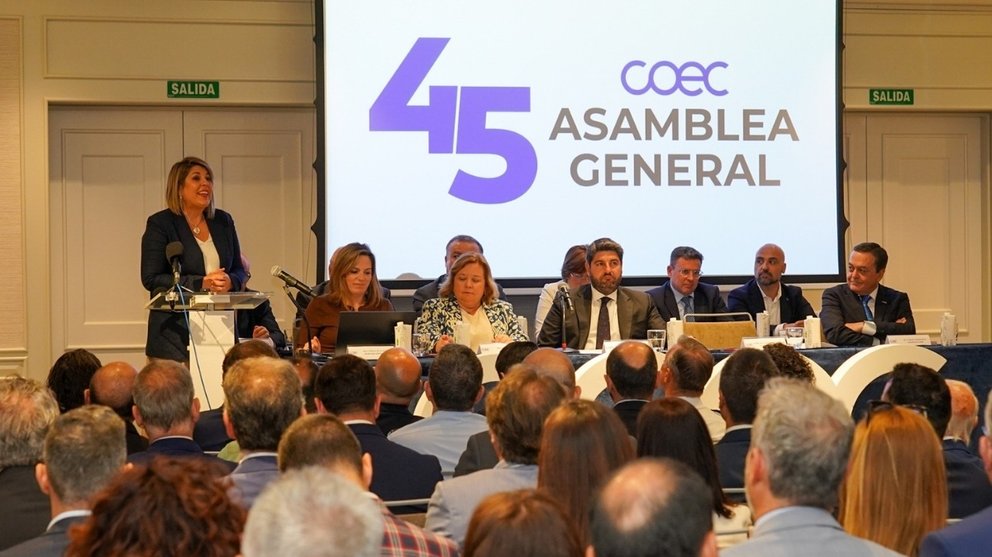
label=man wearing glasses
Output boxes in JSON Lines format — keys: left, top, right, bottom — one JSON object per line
{"left": 648, "top": 246, "right": 731, "bottom": 322}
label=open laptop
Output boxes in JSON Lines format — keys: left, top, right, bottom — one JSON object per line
{"left": 335, "top": 311, "right": 417, "bottom": 356}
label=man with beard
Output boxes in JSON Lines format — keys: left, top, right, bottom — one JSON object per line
{"left": 538, "top": 238, "right": 665, "bottom": 350}
{"left": 728, "top": 244, "right": 816, "bottom": 335}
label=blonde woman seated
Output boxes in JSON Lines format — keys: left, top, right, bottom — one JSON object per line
{"left": 840, "top": 402, "right": 948, "bottom": 557}
{"left": 416, "top": 253, "right": 527, "bottom": 352}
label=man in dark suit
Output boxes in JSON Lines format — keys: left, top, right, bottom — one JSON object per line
{"left": 127, "top": 360, "right": 231, "bottom": 473}
{"left": 920, "top": 390, "right": 992, "bottom": 556}
{"left": 715, "top": 348, "right": 780, "bottom": 501}
{"left": 539, "top": 238, "right": 665, "bottom": 349}
{"left": 821, "top": 242, "right": 915, "bottom": 346}
{"left": 412, "top": 235, "right": 506, "bottom": 315}
{"left": 373, "top": 347, "right": 425, "bottom": 435}
{"left": 647, "top": 246, "right": 731, "bottom": 322}
{"left": 606, "top": 341, "right": 659, "bottom": 437}
{"left": 884, "top": 363, "right": 992, "bottom": 518}
{"left": 235, "top": 255, "right": 287, "bottom": 351}
{"left": 316, "top": 354, "right": 442, "bottom": 513}
{"left": 0, "top": 406, "right": 126, "bottom": 557}
{"left": 728, "top": 244, "right": 816, "bottom": 334}
{"left": 84, "top": 361, "right": 147, "bottom": 455}
{"left": 0, "top": 377, "right": 59, "bottom": 551}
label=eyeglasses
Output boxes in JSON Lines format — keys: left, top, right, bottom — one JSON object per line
{"left": 675, "top": 269, "right": 702, "bottom": 278}
{"left": 866, "top": 399, "right": 928, "bottom": 423}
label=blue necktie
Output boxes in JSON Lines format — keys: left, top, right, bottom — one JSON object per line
{"left": 860, "top": 295, "right": 874, "bottom": 321}
{"left": 680, "top": 296, "right": 693, "bottom": 320}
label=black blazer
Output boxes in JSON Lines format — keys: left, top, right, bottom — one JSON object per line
{"left": 0, "top": 466, "right": 50, "bottom": 551}
{"left": 236, "top": 297, "right": 287, "bottom": 350}
{"left": 944, "top": 439, "right": 992, "bottom": 518}
{"left": 454, "top": 430, "right": 500, "bottom": 477}
{"left": 714, "top": 427, "right": 751, "bottom": 502}
{"left": 647, "top": 281, "right": 732, "bottom": 322}
{"left": 140, "top": 208, "right": 248, "bottom": 360}
{"left": 538, "top": 285, "right": 666, "bottom": 349}
{"left": 612, "top": 399, "right": 647, "bottom": 438}
{"left": 820, "top": 283, "right": 915, "bottom": 346}
{"left": 349, "top": 423, "right": 442, "bottom": 513}
{"left": 0, "top": 514, "right": 88, "bottom": 557}
{"left": 727, "top": 278, "right": 817, "bottom": 324}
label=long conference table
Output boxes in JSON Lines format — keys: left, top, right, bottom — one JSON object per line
{"left": 414, "top": 343, "right": 992, "bottom": 449}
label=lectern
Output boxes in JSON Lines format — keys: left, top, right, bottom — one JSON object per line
{"left": 146, "top": 291, "right": 268, "bottom": 410}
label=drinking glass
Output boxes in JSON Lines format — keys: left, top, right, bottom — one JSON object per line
{"left": 647, "top": 329, "right": 667, "bottom": 353}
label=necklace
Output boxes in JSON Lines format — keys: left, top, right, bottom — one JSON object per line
{"left": 187, "top": 213, "right": 204, "bottom": 235}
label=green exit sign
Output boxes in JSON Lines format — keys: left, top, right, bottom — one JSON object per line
{"left": 869, "top": 88, "right": 913, "bottom": 105}
{"left": 168, "top": 80, "right": 220, "bottom": 99}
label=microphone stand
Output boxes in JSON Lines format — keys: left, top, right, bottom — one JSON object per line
{"left": 557, "top": 288, "right": 577, "bottom": 353}
{"left": 282, "top": 284, "right": 314, "bottom": 359}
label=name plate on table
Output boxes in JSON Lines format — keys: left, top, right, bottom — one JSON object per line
{"left": 479, "top": 343, "right": 508, "bottom": 355}
{"left": 885, "top": 335, "right": 932, "bottom": 346}
{"left": 346, "top": 345, "right": 393, "bottom": 359}
{"left": 740, "top": 337, "right": 787, "bottom": 349}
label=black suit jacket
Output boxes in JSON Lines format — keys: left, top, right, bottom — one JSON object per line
{"left": 612, "top": 399, "right": 647, "bottom": 437}
{"left": 236, "top": 295, "right": 287, "bottom": 350}
{"left": 0, "top": 466, "right": 49, "bottom": 551}
{"left": 538, "top": 285, "right": 666, "bottom": 349}
{"left": 820, "top": 283, "right": 915, "bottom": 347}
{"left": 193, "top": 408, "right": 233, "bottom": 452}
{"left": 714, "top": 427, "right": 751, "bottom": 503}
{"left": 454, "top": 430, "right": 499, "bottom": 477}
{"left": 727, "top": 279, "right": 817, "bottom": 324}
{"left": 124, "top": 419, "right": 149, "bottom": 455}
{"left": 647, "top": 281, "right": 731, "bottom": 322}
{"left": 944, "top": 439, "right": 992, "bottom": 518}
{"left": 376, "top": 403, "right": 422, "bottom": 436}
{"left": 140, "top": 208, "right": 248, "bottom": 361}
{"left": 349, "top": 423, "right": 442, "bottom": 513}
{"left": 127, "top": 437, "right": 234, "bottom": 473}
{"left": 0, "top": 514, "right": 88, "bottom": 557}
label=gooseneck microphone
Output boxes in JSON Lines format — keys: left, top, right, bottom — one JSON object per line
{"left": 165, "top": 241, "right": 184, "bottom": 287}
{"left": 557, "top": 284, "right": 575, "bottom": 312}
{"left": 270, "top": 265, "right": 318, "bottom": 298}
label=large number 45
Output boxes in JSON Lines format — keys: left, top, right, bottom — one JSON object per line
{"left": 369, "top": 38, "right": 537, "bottom": 205}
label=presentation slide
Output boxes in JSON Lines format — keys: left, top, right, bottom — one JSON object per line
{"left": 322, "top": 0, "right": 842, "bottom": 283}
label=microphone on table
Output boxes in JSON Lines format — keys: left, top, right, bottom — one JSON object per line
{"left": 557, "top": 284, "right": 574, "bottom": 312}
{"left": 271, "top": 265, "right": 319, "bottom": 298}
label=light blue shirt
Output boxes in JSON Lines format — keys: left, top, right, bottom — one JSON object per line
{"left": 388, "top": 410, "right": 488, "bottom": 479}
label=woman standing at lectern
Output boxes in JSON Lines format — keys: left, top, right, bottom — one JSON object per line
{"left": 140, "top": 156, "right": 247, "bottom": 362}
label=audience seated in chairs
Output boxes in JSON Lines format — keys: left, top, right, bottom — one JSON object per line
{"left": 65, "top": 457, "right": 245, "bottom": 557}
{"left": 762, "top": 343, "right": 815, "bottom": 384}
{"left": 464, "top": 489, "right": 583, "bottom": 557}
{"left": 84, "top": 361, "right": 147, "bottom": 455}
{"left": 538, "top": 399, "right": 634, "bottom": 545}
{"left": 605, "top": 341, "right": 659, "bottom": 437}
{"left": 47, "top": 348, "right": 101, "bottom": 414}
{"left": 277, "top": 413, "right": 458, "bottom": 557}
{"left": 637, "top": 398, "right": 752, "bottom": 548}
{"left": 840, "top": 402, "right": 947, "bottom": 556}
{"left": 659, "top": 336, "right": 726, "bottom": 442}
{"left": 373, "top": 347, "right": 425, "bottom": 435}
{"left": 472, "top": 340, "right": 537, "bottom": 415}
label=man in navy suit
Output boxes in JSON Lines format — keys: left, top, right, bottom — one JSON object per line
{"left": 648, "top": 246, "right": 731, "bottom": 322}
{"left": 920, "top": 389, "right": 992, "bottom": 556}
{"left": 315, "top": 354, "right": 442, "bottom": 514}
{"left": 606, "top": 341, "right": 659, "bottom": 437}
{"left": 884, "top": 363, "right": 992, "bottom": 519}
{"left": 0, "top": 406, "right": 125, "bottom": 557}
{"left": 728, "top": 244, "right": 816, "bottom": 334}
{"left": 821, "top": 242, "right": 915, "bottom": 346}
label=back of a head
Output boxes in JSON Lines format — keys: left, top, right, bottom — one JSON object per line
{"left": 45, "top": 405, "right": 126, "bottom": 505}
{"left": 242, "top": 466, "right": 383, "bottom": 557}
{"left": 374, "top": 347, "right": 422, "bottom": 400}
{"left": 89, "top": 361, "right": 139, "bottom": 418}
{"left": 523, "top": 347, "right": 577, "bottom": 394}
{"left": 0, "top": 376, "right": 59, "bottom": 468}
{"left": 486, "top": 365, "right": 566, "bottom": 465}
{"left": 538, "top": 399, "right": 634, "bottom": 541}
{"left": 68, "top": 457, "right": 245, "bottom": 557}
{"left": 945, "top": 379, "right": 979, "bottom": 442}
{"left": 47, "top": 348, "right": 102, "bottom": 413}
{"left": 589, "top": 458, "right": 713, "bottom": 557}
{"left": 495, "top": 341, "right": 538, "bottom": 376}
{"left": 752, "top": 378, "right": 853, "bottom": 509}
{"left": 278, "top": 413, "right": 363, "bottom": 476}
{"left": 133, "top": 360, "right": 195, "bottom": 432}
{"left": 223, "top": 356, "right": 303, "bottom": 452}
{"left": 606, "top": 341, "right": 658, "bottom": 400}
{"left": 314, "top": 354, "right": 376, "bottom": 415}
{"left": 464, "top": 489, "right": 583, "bottom": 557}
{"left": 718, "top": 347, "right": 779, "bottom": 424}
{"left": 884, "top": 363, "right": 950, "bottom": 437}
{"left": 664, "top": 337, "right": 714, "bottom": 393}
{"left": 222, "top": 340, "right": 279, "bottom": 375}
{"left": 840, "top": 405, "right": 947, "bottom": 555}
{"left": 429, "top": 344, "right": 483, "bottom": 411}
{"left": 762, "top": 343, "right": 815, "bottom": 384}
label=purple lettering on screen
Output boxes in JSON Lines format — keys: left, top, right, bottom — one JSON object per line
{"left": 621, "top": 60, "right": 729, "bottom": 96}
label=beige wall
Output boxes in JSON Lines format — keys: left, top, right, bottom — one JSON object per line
{"left": 1, "top": 0, "right": 991, "bottom": 379}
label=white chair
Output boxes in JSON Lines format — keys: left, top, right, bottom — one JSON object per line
{"left": 830, "top": 344, "right": 947, "bottom": 412}
{"left": 576, "top": 352, "right": 611, "bottom": 401}
{"left": 413, "top": 351, "right": 500, "bottom": 418}
{"left": 701, "top": 352, "right": 837, "bottom": 410}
